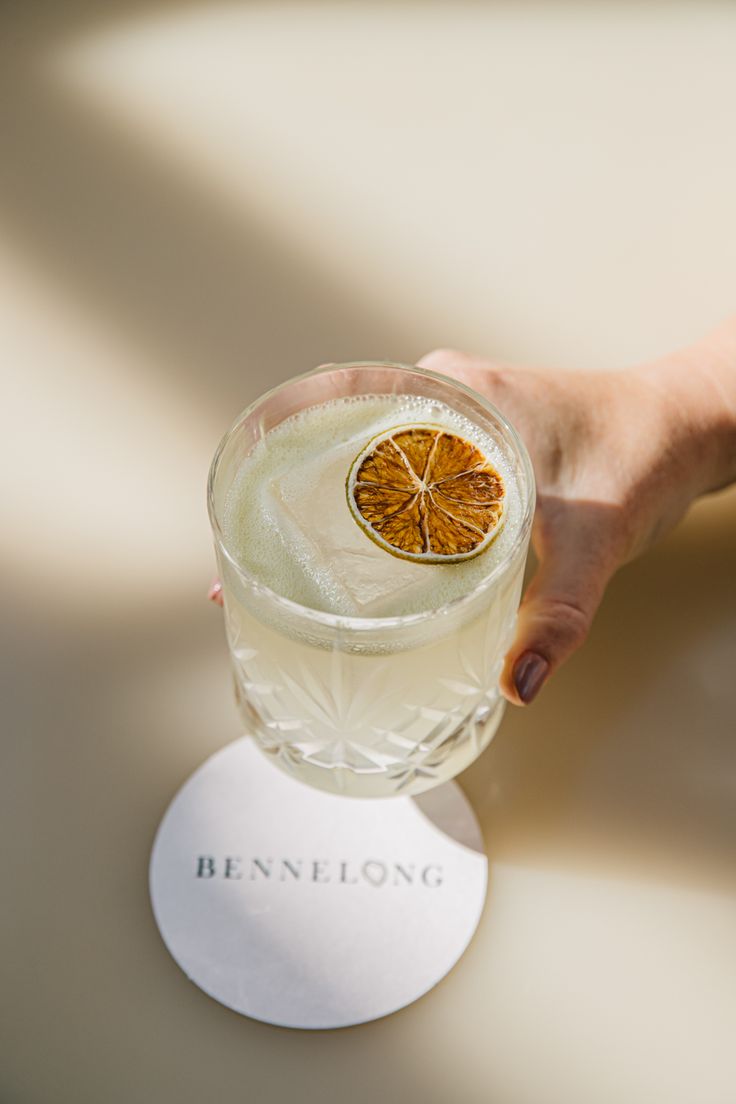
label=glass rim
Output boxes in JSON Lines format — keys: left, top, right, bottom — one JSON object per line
{"left": 207, "top": 360, "right": 536, "bottom": 632}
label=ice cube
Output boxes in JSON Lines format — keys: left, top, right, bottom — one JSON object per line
{"left": 269, "top": 438, "right": 437, "bottom": 617}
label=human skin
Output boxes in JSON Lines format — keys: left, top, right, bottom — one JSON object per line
{"left": 417, "top": 317, "right": 736, "bottom": 704}
{"left": 210, "top": 318, "right": 736, "bottom": 705}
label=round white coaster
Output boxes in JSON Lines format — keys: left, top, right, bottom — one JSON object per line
{"left": 150, "top": 736, "right": 487, "bottom": 1029}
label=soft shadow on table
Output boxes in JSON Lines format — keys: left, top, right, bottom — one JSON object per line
{"left": 0, "top": 0, "right": 416, "bottom": 424}
{"left": 460, "top": 487, "right": 736, "bottom": 895}
{"left": 2, "top": 5, "right": 734, "bottom": 1104}
{"left": 0, "top": 4, "right": 455, "bottom": 1103}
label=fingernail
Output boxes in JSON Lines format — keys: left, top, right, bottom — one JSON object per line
{"left": 513, "top": 652, "right": 549, "bottom": 704}
{"left": 207, "top": 580, "right": 223, "bottom": 602}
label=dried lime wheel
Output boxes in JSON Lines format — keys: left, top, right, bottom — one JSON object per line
{"left": 347, "top": 424, "right": 505, "bottom": 563}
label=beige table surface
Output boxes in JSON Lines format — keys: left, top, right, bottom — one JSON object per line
{"left": 2, "top": 3, "right": 735, "bottom": 1102}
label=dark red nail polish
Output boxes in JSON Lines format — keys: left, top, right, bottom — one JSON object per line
{"left": 513, "top": 652, "right": 549, "bottom": 704}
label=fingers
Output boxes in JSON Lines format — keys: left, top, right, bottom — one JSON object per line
{"left": 501, "top": 515, "right": 615, "bottom": 705}
{"left": 417, "top": 348, "right": 469, "bottom": 370}
{"left": 417, "top": 348, "right": 490, "bottom": 392}
{"left": 208, "top": 578, "right": 224, "bottom": 606}
{"left": 417, "top": 348, "right": 525, "bottom": 436}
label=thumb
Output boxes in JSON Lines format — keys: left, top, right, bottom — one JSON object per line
{"left": 501, "top": 518, "right": 614, "bottom": 705}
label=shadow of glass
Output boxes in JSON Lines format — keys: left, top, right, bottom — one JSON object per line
{"left": 460, "top": 487, "right": 736, "bottom": 893}
{"left": 2, "top": 4, "right": 735, "bottom": 1101}
{"left": 412, "top": 782, "right": 486, "bottom": 855}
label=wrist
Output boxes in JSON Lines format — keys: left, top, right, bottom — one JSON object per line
{"left": 637, "top": 323, "right": 736, "bottom": 498}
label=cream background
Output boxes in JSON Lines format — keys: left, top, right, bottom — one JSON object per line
{"left": 2, "top": 3, "right": 735, "bottom": 1103}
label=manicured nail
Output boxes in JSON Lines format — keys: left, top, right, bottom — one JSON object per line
{"left": 207, "top": 579, "right": 223, "bottom": 602}
{"left": 513, "top": 652, "right": 549, "bottom": 704}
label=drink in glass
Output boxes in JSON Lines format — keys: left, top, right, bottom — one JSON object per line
{"left": 208, "top": 362, "right": 534, "bottom": 798}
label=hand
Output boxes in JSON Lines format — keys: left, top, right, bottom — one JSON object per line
{"left": 418, "top": 326, "right": 736, "bottom": 705}
{"left": 209, "top": 323, "right": 736, "bottom": 707}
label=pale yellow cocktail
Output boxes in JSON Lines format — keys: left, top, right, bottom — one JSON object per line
{"left": 208, "top": 363, "right": 534, "bottom": 797}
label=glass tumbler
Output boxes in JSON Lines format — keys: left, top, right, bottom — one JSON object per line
{"left": 208, "top": 362, "right": 535, "bottom": 798}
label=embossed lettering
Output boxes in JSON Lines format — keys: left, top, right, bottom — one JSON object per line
{"left": 250, "top": 858, "right": 273, "bottom": 879}
{"left": 312, "top": 860, "right": 330, "bottom": 883}
{"left": 421, "top": 865, "right": 443, "bottom": 888}
{"left": 224, "top": 857, "right": 242, "bottom": 879}
{"left": 393, "top": 864, "right": 415, "bottom": 886}
{"left": 196, "top": 856, "right": 216, "bottom": 878}
{"left": 362, "top": 860, "right": 388, "bottom": 887}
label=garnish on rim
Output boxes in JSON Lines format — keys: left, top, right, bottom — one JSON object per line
{"left": 346, "top": 424, "right": 505, "bottom": 563}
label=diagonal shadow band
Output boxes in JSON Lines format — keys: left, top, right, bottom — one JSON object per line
{"left": 0, "top": 10, "right": 416, "bottom": 421}
{"left": 3, "top": 490, "right": 735, "bottom": 907}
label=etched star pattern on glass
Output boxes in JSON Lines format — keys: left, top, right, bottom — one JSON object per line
{"left": 209, "top": 363, "right": 534, "bottom": 798}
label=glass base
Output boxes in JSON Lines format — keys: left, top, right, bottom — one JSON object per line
{"left": 247, "top": 695, "right": 506, "bottom": 799}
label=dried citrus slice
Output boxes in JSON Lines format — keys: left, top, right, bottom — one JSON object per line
{"left": 347, "top": 423, "right": 505, "bottom": 563}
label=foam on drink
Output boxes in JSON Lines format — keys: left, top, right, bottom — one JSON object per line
{"left": 223, "top": 393, "right": 522, "bottom": 618}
